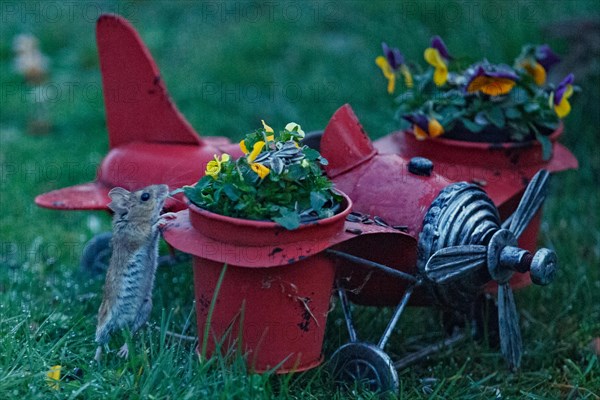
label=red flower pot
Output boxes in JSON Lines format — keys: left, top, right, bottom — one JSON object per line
{"left": 375, "top": 125, "right": 578, "bottom": 290}
{"left": 163, "top": 193, "right": 353, "bottom": 373}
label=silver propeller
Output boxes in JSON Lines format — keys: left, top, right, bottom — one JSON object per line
{"left": 424, "top": 170, "right": 557, "bottom": 370}
{"left": 424, "top": 245, "right": 487, "bottom": 284}
{"left": 503, "top": 170, "right": 551, "bottom": 238}
{"left": 498, "top": 281, "right": 521, "bottom": 371}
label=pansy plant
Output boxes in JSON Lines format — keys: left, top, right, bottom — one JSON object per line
{"left": 180, "top": 122, "right": 341, "bottom": 230}
{"left": 376, "top": 38, "right": 578, "bottom": 159}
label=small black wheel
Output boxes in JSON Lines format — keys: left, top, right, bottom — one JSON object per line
{"left": 80, "top": 232, "right": 112, "bottom": 277}
{"left": 329, "top": 342, "right": 399, "bottom": 395}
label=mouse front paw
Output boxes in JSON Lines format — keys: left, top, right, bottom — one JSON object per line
{"left": 156, "top": 212, "right": 178, "bottom": 230}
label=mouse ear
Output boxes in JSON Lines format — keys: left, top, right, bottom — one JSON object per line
{"left": 108, "top": 187, "right": 130, "bottom": 213}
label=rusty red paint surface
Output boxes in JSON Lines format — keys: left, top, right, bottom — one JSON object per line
{"left": 319, "top": 105, "right": 454, "bottom": 305}
{"left": 191, "top": 254, "right": 335, "bottom": 373}
{"left": 163, "top": 192, "right": 414, "bottom": 269}
{"left": 163, "top": 201, "right": 351, "bottom": 268}
{"left": 322, "top": 105, "right": 454, "bottom": 237}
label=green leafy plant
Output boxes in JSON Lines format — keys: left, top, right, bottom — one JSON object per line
{"left": 376, "top": 38, "right": 578, "bottom": 159}
{"left": 180, "top": 121, "right": 342, "bottom": 230}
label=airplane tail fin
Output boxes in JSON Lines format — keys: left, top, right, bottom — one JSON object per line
{"left": 321, "top": 104, "right": 377, "bottom": 177}
{"left": 96, "top": 14, "right": 201, "bottom": 148}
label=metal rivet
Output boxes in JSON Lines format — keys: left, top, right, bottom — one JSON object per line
{"left": 408, "top": 157, "right": 434, "bottom": 176}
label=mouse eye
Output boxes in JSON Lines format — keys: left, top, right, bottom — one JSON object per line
{"left": 141, "top": 192, "right": 150, "bottom": 201}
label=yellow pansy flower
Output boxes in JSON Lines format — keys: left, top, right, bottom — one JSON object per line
{"left": 424, "top": 48, "right": 448, "bottom": 86}
{"left": 554, "top": 88, "right": 573, "bottom": 118}
{"left": 551, "top": 74, "right": 574, "bottom": 118}
{"left": 466, "top": 65, "right": 518, "bottom": 96}
{"left": 248, "top": 141, "right": 265, "bottom": 163}
{"left": 261, "top": 119, "right": 274, "bottom": 133}
{"left": 414, "top": 119, "right": 445, "bottom": 140}
{"left": 424, "top": 36, "right": 452, "bottom": 86}
{"left": 467, "top": 76, "right": 516, "bottom": 96}
{"left": 376, "top": 55, "right": 397, "bottom": 94}
{"left": 250, "top": 162, "right": 270, "bottom": 179}
{"left": 240, "top": 139, "right": 249, "bottom": 154}
{"left": 261, "top": 119, "right": 275, "bottom": 141}
{"left": 375, "top": 42, "right": 413, "bottom": 94}
{"left": 400, "top": 65, "right": 413, "bottom": 89}
{"left": 46, "top": 365, "right": 61, "bottom": 390}
{"left": 403, "top": 113, "right": 445, "bottom": 140}
{"left": 205, "top": 154, "right": 230, "bottom": 179}
{"left": 521, "top": 59, "right": 546, "bottom": 86}
{"left": 517, "top": 44, "right": 560, "bottom": 86}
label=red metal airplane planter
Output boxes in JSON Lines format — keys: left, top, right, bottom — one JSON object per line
{"left": 32, "top": 14, "right": 576, "bottom": 395}
{"left": 314, "top": 105, "right": 561, "bottom": 391}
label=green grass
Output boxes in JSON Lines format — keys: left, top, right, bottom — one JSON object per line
{"left": 1, "top": 0, "right": 599, "bottom": 398}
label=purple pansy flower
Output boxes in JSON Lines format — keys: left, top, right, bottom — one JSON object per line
{"left": 551, "top": 73, "right": 575, "bottom": 118}
{"left": 431, "top": 35, "right": 452, "bottom": 60}
{"left": 382, "top": 42, "right": 405, "bottom": 70}
{"left": 403, "top": 112, "right": 428, "bottom": 132}
{"left": 516, "top": 44, "right": 561, "bottom": 85}
{"left": 554, "top": 73, "right": 574, "bottom": 105}
{"left": 535, "top": 44, "right": 561, "bottom": 72}
{"left": 402, "top": 112, "right": 444, "bottom": 139}
{"left": 377, "top": 42, "right": 413, "bottom": 93}
{"left": 466, "top": 64, "right": 519, "bottom": 96}
{"left": 472, "top": 64, "right": 519, "bottom": 80}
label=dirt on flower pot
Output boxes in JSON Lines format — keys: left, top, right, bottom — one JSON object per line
{"left": 162, "top": 193, "right": 353, "bottom": 373}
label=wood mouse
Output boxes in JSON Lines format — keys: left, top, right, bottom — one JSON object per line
{"left": 94, "top": 184, "right": 174, "bottom": 362}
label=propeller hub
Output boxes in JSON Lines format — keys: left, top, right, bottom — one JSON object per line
{"left": 487, "top": 229, "right": 518, "bottom": 284}
{"left": 530, "top": 248, "right": 557, "bottom": 286}
{"left": 499, "top": 247, "right": 532, "bottom": 273}
{"left": 487, "top": 229, "right": 557, "bottom": 286}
